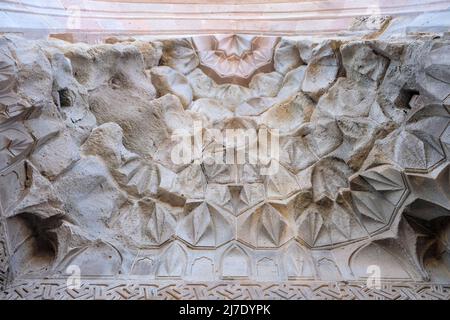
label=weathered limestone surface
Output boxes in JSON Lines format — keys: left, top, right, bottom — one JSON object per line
{"left": 1, "top": 33, "right": 450, "bottom": 300}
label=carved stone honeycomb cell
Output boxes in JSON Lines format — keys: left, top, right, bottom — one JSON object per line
{"left": 1, "top": 31, "right": 450, "bottom": 300}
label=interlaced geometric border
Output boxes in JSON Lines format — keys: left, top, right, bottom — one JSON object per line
{"left": 2, "top": 279, "right": 450, "bottom": 300}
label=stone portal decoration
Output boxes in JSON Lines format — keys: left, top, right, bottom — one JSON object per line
{"left": 0, "top": 32, "right": 450, "bottom": 300}
{"left": 193, "top": 35, "right": 278, "bottom": 85}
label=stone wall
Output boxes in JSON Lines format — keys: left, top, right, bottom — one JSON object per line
{"left": 0, "top": 32, "right": 449, "bottom": 299}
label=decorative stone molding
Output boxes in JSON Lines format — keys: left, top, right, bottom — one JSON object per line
{"left": 193, "top": 35, "right": 278, "bottom": 86}
{"left": 0, "top": 0, "right": 450, "bottom": 41}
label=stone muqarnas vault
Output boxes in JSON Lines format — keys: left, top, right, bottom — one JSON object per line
{"left": 0, "top": 33, "right": 450, "bottom": 300}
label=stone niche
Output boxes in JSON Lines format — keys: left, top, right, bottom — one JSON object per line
{"left": 0, "top": 33, "right": 450, "bottom": 300}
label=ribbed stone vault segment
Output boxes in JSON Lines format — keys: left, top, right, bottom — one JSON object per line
{"left": 193, "top": 35, "right": 278, "bottom": 86}
{"left": 1, "top": 24, "right": 450, "bottom": 299}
